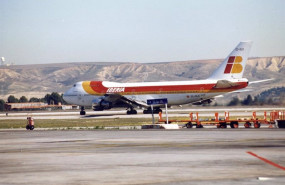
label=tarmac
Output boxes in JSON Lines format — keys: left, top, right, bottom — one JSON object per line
{"left": 1, "top": 107, "right": 284, "bottom": 120}
{"left": 0, "top": 129, "right": 285, "bottom": 185}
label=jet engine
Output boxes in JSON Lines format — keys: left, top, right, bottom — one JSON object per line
{"left": 92, "top": 97, "right": 112, "bottom": 111}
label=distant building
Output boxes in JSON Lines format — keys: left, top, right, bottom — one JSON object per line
{"left": 4, "top": 102, "right": 78, "bottom": 111}
{"left": 1, "top": 57, "right": 14, "bottom": 66}
{"left": 1, "top": 57, "right": 5, "bottom": 65}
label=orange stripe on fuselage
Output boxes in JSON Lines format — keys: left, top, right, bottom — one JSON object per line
{"left": 82, "top": 81, "right": 248, "bottom": 95}
{"left": 82, "top": 81, "right": 108, "bottom": 95}
{"left": 82, "top": 81, "right": 94, "bottom": 94}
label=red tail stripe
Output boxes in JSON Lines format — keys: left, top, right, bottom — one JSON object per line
{"left": 228, "top": 56, "right": 235, "bottom": 63}
{"left": 224, "top": 56, "right": 236, "bottom": 73}
{"left": 224, "top": 64, "right": 233, "bottom": 74}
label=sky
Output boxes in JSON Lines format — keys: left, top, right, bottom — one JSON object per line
{"left": 0, "top": 0, "right": 284, "bottom": 65}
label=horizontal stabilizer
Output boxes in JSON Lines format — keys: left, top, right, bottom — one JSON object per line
{"left": 249, "top": 78, "right": 274, "bottom": 85}
{"left": 214, "top": 95, "right": 224, "bottom": 98}
{"left": 214, "top": 88, "right": 253, "bottom": 98}
{"left": 231, "top": 88, "right": 253, "bottom": 93}
{"left": 214, "top": 80, "right": 239, "bottom": 89}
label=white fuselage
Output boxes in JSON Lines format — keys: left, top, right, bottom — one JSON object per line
{"left": 63, "top": 78, "right": 248, "bottom": 107}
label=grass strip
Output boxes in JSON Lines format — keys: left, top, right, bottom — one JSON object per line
{"left": 0, "top": 118, "right": 153, "bottom": 129}
{"left": 0, "top": 116, "right": 265, "bottom": 129}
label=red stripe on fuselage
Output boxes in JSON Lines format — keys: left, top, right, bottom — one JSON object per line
{"left": 123, "top": 84, "right": 215, "bottom": 92}
{"left": 85, "top": 81, "right": 248, "bottom": 95}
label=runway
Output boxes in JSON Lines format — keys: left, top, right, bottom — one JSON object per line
{"left": 0, "top": 130, "right": 285, "bottom": 185}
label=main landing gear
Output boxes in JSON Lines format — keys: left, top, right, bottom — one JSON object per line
{"left": 127, "top": 107, "right": 137, "bottom": 114}
{"left": 80, "top": 106, "right": 86, "bottom": 115}
{"left": 143, "top": 107, "right": 162, "bottom": 114}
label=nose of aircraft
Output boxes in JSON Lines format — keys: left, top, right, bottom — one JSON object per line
{"left": 63, "top": 82, "right": 83, "bottom": 104}
{"left": 63, "top": 88, "right": 74, "bottom": 104}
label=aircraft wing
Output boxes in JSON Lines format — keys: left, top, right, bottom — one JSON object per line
{"left": 104, "top": 94, "right": 149, "bottom": 108}
{"left": 214, "top": 80, "right": 239, "bottom": 88}
{"left": 120, "top": 95, "right": 149, "bottom": 108}
{"left": 214, "top": 78, "right": 273, "bottom": 94}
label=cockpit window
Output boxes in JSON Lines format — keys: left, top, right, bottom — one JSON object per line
{"left": 73, "top": 84, "right": 76, "bottom": 87}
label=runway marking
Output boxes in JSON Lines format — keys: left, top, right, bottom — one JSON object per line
{"left": 247, "top": 151, "right": 285, "bottom": 171}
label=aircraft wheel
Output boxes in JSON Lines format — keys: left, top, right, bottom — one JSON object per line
{"left": 143, "top": 110, "right": 152, "bottom": 114}
{"left": 127, "top": 110, "right": 137, "bottom": 114}
{"left": 216, "top": 124, "right": 221, "bottom": 128}
{"left": 143, "top": 108, "right": 161, "bottom": 114}
{"left": 254, "top": 122, "right": 261, "bottom": 128}
{"left": 244, "top": 122, "right": 251, "bottom": 128}
{"left": 26, "top": 125, "right": 30, "bottom": 130}
{"left": 30, "top": 125, "right": 34, "bottom": 130}
{"left": 94, "top": 107, "right": 104, "bottom": 111}
{"left": 80, "top": 106, "right": 86, "bottom": 115}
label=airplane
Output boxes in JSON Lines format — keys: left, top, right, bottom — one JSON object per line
{"left": 63, "top": 41, "right": 259, "bottom": 115}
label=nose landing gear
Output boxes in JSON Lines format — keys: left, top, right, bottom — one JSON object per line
{"left": 80, "top": 106, "right": 86, "bottom": 115}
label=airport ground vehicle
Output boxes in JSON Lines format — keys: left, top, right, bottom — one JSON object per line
{"left": 26, "top": 117, "right": 34, "bottom": 130}
{"left": 157, "top": 110, "right": 285, "bottom": 129}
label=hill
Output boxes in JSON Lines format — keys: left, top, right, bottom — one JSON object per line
{"left": 0, "top": 56, "right": 284, "bottom": 101}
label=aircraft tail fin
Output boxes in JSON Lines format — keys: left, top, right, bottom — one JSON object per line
{"left": 208, "top": 41, "right": 253, "bottom": 80}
